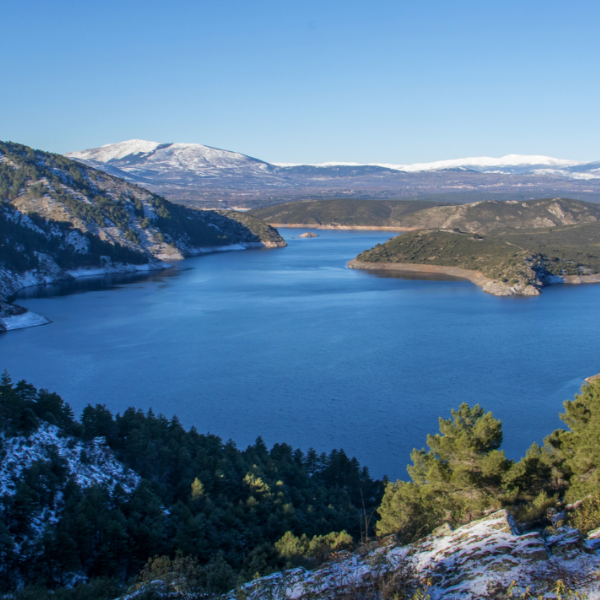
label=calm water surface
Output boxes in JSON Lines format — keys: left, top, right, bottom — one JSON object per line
{"left": 1, "top": 229, "right": 598, "bottom": 479}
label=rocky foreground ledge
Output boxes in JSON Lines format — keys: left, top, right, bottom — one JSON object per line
{"left": 231, "top": 510, "right": 600, "bottom": 599}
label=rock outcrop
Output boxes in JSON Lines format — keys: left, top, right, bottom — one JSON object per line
{"left": 234, "top": 510, "right": 600, "bottom": 599}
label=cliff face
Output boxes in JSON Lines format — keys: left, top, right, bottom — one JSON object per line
{"left": 0, "top": 141, "right": 285, "bottom": 328}
{"left": 232, "top": 510, "right": 600, "bottom": 599}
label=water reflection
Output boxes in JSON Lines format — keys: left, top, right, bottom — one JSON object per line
{"left": 14, "top": 264, "right": 183, "bottom": 300}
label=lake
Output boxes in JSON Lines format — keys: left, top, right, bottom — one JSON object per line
{"left": 1, "top": 228, "right": 598, "bottom": 479}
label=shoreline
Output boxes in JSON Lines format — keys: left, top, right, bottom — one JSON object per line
{"left": 347, "top": 259, "right": 501, "bottom": 290}
{"left": 269, "top": 223, "right": 418, "bottom": 232}
{"left": 347, "top": 259, "right": 600, "bottom": 296}
{"left": 0, "top": 241, "right": 287, "bottom": 333}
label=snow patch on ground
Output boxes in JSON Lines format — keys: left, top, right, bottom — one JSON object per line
{"left": 67, "top": 261, "right": 167, "bottom": 278}
{"left": 233, "top": 510, "right": 600, "bottom": 600}
{"left": 0, "top": 423, "right": 140, "bottom": 498}
{"left": 0, "top": 311, "right": 50, "bottom": 331}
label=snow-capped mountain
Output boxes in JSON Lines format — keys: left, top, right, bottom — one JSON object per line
{"left": 277, "top": 153, "right": 583, "bottom": 174}
{"left": 68, "top": 141, "right": 584, "bottom": 175}
{"left": 66, "top": 140, "right": 600, "bottom": 208}
{"left": 67, "top": 139, "right": 271, "bottom": 174}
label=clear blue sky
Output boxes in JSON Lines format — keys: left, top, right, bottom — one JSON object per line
{"left": 1, "top": 0, "right": 598, "bottom": 163}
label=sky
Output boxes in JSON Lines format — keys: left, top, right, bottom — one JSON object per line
{"left": 1, "top": 0, "right": 599, "bottom": 164}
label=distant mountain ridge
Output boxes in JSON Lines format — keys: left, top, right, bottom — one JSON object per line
{"left": 66, "top": 140, "right": 600, "bottom": 208}
{"left": 250, "top": 197, "right": 600, "bottom": 233}
{"left": 68, "top": 140, "right": 586, "bottom": 174}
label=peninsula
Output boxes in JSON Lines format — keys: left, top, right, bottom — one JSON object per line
{"left": 350, "top": 224, "right": 600, "bottom": 296}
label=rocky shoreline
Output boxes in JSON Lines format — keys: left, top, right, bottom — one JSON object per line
{"left": 348, "top": 259, "right": 600, "bottom": 297}
{"left": 0, "top": 241, "right": 286, "bottom": 333}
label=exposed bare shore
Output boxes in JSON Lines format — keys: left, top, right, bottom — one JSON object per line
{"left": 347, "top": 259, "right": 510, "bottom": 293}
{"left": 561, "top": 273, "right": 600, "bottom": 285}
{"left": 268, "top": 223, "right": 418, "bottom": 232}
{"left": 347, "top": 259, "right": 600, "bottom": 296}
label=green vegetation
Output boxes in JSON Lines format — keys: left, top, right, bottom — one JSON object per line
{"left": 3, "top": 373, "right": 600, "bottom": 598}
{"left": 377, "top": 379, "right": 600, "bottom": 544}
{"left": 250, "top": 197, "right": 600, "bottom": 232}
{"left": 0, "top": 372, "right": 381, "bottom": 595}
{"left": 274, "top": 530, "right": 353, "bottom": 567}
{"left": 249, "top": 199, "right": 448, "bottom": 227}
{"left": 356, "top": 226, "right": 600, "bottom": 289}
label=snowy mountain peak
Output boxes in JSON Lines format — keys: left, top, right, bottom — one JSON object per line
{"left": 389, "top": 153, "right": 582, "bottom": 172}
{"left": 67, "top": 141, "right": 585, "bottom": 174}
{"left": 276, "top": 154, "right": 583, "bottom": 172}
{"left": 66, "top": 139, "right": 269, "bottom": 172}
{"left": 65, "top": 140, "right": 600, "bottom": 207}
{"left": 67, "top": 139, "right": 162, "bottom": 162}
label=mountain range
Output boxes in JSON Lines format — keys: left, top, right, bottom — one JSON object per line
{"left": 66, "top": 140, "right": 600, "bottom": 208}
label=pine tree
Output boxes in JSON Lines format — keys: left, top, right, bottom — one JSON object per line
{"left": 377, "top": 403, "right": 512, "bottom": 540}
{"left": 552, "top": 380, "right": 600, "bottom": 501}
{"left": 191, "top": 478, "right": 205, "bottom": 499}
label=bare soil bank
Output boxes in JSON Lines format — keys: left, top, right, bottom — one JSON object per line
{"left": 347, "top": 259, "right": 600, "bottom": 296}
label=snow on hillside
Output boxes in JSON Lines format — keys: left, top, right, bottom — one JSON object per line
{"left": 0, "top": 422, "right": 140, "bottom": 498}
{"left": 0, "top": 422, "right": 140, "bottom": 552}
{"left": 67, "top": 139, "right": 162, "bottom": 162}
{"left": 71, "top": 141, "right": 585, "bottom": 174}
{"left": 232, "top": 510, "right": 600, "bottom": 600}
{"left": 277, "top": 154, "right": 583, "bottom": 173}
{"left": 381, "top": 153, "right": 582, "bottom": 172}
{"left": 67, "top": 139, "right": 270, "bottom": 172}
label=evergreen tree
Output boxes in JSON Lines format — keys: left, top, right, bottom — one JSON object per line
{"left": 548, "top": 380, "right": 600, "bottom": 502}
{"left": 377, "top": 403, "right": 512, "bottom": 540}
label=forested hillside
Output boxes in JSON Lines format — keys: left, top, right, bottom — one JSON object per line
{"left": 249, "top": 199, "right": 448, "bottom": 228}
{"left": 0, "top": 373, "right": 381, "bottom": 596}
{"left": 4, "top": 375, "right": 600, "bottom": 599}
{"left": 0, "top": 141, "right": 284, "bottom": 327}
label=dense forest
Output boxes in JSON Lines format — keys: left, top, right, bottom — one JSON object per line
{"left": 0, "top": 373, "right": 381, "bottom": 598}
{"left": 2, "top": 373, "right": 600, "bottom": 599}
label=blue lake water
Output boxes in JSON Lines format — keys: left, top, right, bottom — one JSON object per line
{"left": 1, "top": 228, "right": 598, "bottom": 479}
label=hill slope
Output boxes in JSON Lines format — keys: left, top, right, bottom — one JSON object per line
{"left": 249, "top": 199, "right": 451, "bottom": 229}
{"left": 0, "top": 141, "right": 285, "bottom": 329}
{"left": 0, "top": 373, "right": 380, "bottom": 593}
{"left": 250, "top": 197, "right": 600, "bottom": 232}
{"left": 351, "top": 223, "right": 600, "bottom": 296}
{"left": 226, "top": 510, "right": 600, "bottom": 600}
